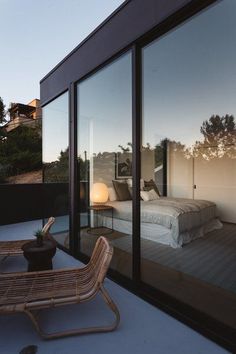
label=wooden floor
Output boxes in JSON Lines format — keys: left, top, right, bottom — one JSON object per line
{"left": 54, "top": 223, "right": 236, "bottom": 294}
{"left": 79, "top": 223, "right": 236, "bottom": 292}
{"left": 111, "top": 223, "right": 236, "bottom": 293}
{"left": 79, "top": 223, "right": 236, "bottom": 332}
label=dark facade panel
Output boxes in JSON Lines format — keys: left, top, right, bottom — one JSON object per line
{"left": 40, "top": 0, "right": 191, "bottom": 105}
{"left": 0, "top": 183, "right": 68, "bottom": 225}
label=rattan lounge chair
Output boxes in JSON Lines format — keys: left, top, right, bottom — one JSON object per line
{"left": 0, "top": 217, "right": 56, "bottom": 264}
{"left": 0, "top": 239, "right": 33, "bottom": 263}
{"left": 0, "top": 236, "right": 120, "bottom": 339}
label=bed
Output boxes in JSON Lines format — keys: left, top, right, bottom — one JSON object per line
{"left": 100, "top": 197, "right": 222, "bottom": 248}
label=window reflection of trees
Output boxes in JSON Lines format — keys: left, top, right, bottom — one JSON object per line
{"left": 164, "top": 114, "right": 236, "bottom": 160}
{"left": 81, "top": 114, "right": 235, "bottom": 182}
{"left": 191, "top": 114, "right": 236, "bottom": 160}
{"left": 44, "top": 147, "right": 69, "bottom": 183}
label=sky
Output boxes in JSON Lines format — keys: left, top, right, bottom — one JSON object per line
{"left": 2, "top": 0, "right": 235, "bottom": 160}
{"left": 142, "top": 0, "right": 236, "bottom": 147}
{"left": 0, "top": 0, "right": 124, "bottom": 110}
{"left": 42, "top": 0, "right": 236, "bottom": 161}
{"left": 77, "top": 0, "right": 236, "bottom": 154}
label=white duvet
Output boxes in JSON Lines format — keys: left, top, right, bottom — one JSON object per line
{"left": 106, "top": 197, "right": 222, "bottom": 248}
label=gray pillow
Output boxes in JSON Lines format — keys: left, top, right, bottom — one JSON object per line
{"left": 144, "top": 179, "right": 161, "bottom": 196}
{"left": 112, "top": 180, "right": 132, "bottom": 201}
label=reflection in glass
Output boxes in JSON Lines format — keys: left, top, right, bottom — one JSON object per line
{"left": 77, "top": 52, "right": 132, "bottom": 278}
{"left": 42, "top": 92, "right": 69, "bottom": 248}
{"left": 141, "top": 0, "right": 236, "bottom": 328}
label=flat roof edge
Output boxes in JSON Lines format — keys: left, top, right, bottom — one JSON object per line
{"left": 40, "top": 0, "right": 130, "bottom": 84}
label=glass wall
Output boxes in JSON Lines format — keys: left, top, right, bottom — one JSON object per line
{"left": 141, "top": 0, "right": 236, "bottom": 327}
{"left": 42, "top": 92, "right": 69, "bottom": 248}
{"left": 77, "top": 52, "right": 133, "bottom": 277}
{"left": 39, "top": 0, "right": 236, "bottom": 346}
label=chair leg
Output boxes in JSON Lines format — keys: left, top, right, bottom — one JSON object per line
{"left": 24, "top": 286, "right": 120, "bottom": 340}
{"left": 99, "top": 284, "right": 120, "bottom": 331}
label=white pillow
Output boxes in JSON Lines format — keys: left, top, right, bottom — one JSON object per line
{"left": 148, "top": 189, "right": 159, "bottom": 200}
{"left": 127, "top": 178, "right": 144, "bottom": 190}
{"left": 127, "top": 179, "right": 132, "bottom": 187}
{"left": 140, "top": 189, "right": 159, "bottom": 201}
{"left": 108, "top": 187, "right": 117, "bottom": 201}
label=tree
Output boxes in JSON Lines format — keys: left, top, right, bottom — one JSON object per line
{"left": 190, "top": 114, "right": 236, "bottom": 160}
{"left": 200, "top": 114, "right": 235, "bottom": 145}
{"left": 0, "top": 97, "right": 6, "bottom": 125}
{"left": 0, "top": 126, "right": 7, "bottom": 141}
{"left": 43, "top": 147, "right": 69, "bottom": 182}
{"left": 0, "top": 125, "right": 42, "bottom": 181}
{"left": 118, "top": 144, "right": 130, "bottom": 152}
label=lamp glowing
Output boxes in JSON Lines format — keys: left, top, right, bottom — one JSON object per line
{"left": 90, "top": 183, "right": 108, "bottom": 204}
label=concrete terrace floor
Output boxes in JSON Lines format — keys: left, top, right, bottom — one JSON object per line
{"left": 0, "top": 220, "right": 229, "bottom": 354}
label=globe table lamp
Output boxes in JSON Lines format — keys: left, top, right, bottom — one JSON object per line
{"left": 90, "top": 183, "right": 109, "bottom": 204}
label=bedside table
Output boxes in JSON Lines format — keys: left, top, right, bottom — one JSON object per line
{"left": 88, "top": 204, "right": 113, "bottom": 235}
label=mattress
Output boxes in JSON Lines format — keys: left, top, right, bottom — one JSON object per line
{"left": 105, "top": 197, "right": 222, "bottom": 248}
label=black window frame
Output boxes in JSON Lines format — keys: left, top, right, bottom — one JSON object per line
{"left": 40, "top": 0, "right": 236, "bottom": 350}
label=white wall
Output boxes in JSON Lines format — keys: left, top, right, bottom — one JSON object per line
{"left": 93, "top": 152, "right": 115, "bottom": 187}
{"left": 141, "top": 149, "right": 155, "bottom": 181}
{"left": 167, "top": 143, "right": 193, "bottom": 199}
{"left": 194, "top": 154, "right": 236, "bottom": 223}
{"left": 168, "top": 142, "right": 236, "bottom": 223}
{"left": 93, "top": 149, "right": 155, "bottom": 187}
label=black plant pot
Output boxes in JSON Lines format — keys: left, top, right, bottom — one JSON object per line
{"left": 36, "top": 237, "right": 43, "bottom": 247}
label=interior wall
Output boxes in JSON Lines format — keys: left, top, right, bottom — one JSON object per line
{"left": 194, "top": 154, "right": 236, "bottom": 223}
{"left": 93, "top": 152, "right": 115, "bottom": 187}
{"left": 93, "top": 149, "right": 155, "bottom": 187}
{"left": 141, "top": 149, "right": 155, "bottom": 181}
{"left": 167, "top": 142, "right": 194, "bottom": 198}
{"left": 167, "top": 143, "right": 236, "bottom": 223}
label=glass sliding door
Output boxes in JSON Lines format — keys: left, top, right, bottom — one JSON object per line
{"left": 141, "top": 0, "right": 236, "bottom": 330}
{"left": 77, "top": 52, "right": 133, "bottom": 278}
{"left": 42, "top": 92, "right": 69, "bottom": 248}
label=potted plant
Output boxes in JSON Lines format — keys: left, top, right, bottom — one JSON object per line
{"left": 34, "top": 229, "right": 45, "bottom": 247}
{"left": 23, "top": 217, "right": 57, "bottom": 271}
{"left": 33, "top": 217, "right": 56, "bottom": 247}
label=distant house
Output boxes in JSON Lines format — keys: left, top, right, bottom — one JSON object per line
{"left": 4, "top": 98, "right": 41, "bottom": 132}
